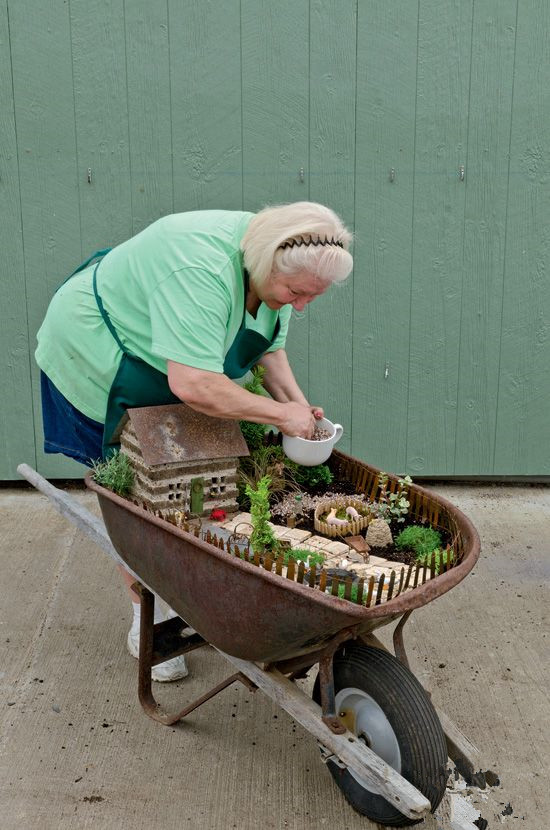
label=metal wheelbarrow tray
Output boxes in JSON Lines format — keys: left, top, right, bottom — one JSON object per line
{"left": 18, "top": 451, "right": 481, "bottom": 826}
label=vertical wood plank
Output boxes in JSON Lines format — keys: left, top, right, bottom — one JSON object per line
{"left": 169, "top": 0, "right": 242, "bottom": 212}
{"left": 9, "top": 0, "right": 85, "bottom": 477}
{"left": 454, "top": 1, "right": 517, "bottom": 473}
{"left": 241, "top": 0, "right": 309, "bottom": 210}
{"left": 0, "top": 3, "right": 36, "bottom": 476}
{"left": 241, "top": 0, "right": 310, "bottom": 394}
{"left": 70, "top": 0, "right": 132, "bottom": 253}
{"left": 406, "top": 0, "right": 473, "bottom": 475}
{"left": 494, "top": 0, "right": 550, "bottom": 474}
{"left": 125, "top": 0, "right": 173, "bottom": 234}
{"left": 352, "top": 1, "right": 418, "bottom": 470}
{"left": 308, "top": 0, "right": 356, "bottom": 451}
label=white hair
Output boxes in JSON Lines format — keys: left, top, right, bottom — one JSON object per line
{"left": 240, "top": 201, "right": 353, "bottom": 287}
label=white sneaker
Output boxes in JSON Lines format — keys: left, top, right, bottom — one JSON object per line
{"left": 127, "top": 621, "right": 189, "bottom": 683}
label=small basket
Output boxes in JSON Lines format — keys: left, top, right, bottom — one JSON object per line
{"left": 314, "top": 497, "right": 372, "bottom": 538}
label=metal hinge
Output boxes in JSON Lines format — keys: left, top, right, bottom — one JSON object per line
{"left": 317, "top": 742, "right": 347, "bottom": 769}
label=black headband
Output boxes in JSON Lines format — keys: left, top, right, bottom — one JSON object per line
{"left": 278, "top": 235, "right": 344, "bottom": 251}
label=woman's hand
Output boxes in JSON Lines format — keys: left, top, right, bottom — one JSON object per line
{"left": 279, "top": 402, "right": 316, "bottom": 438}
{"left": 310, "top": 405, "right": 324, "bottom": 420}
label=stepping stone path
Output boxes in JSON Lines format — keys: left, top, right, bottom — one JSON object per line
{"left": 218, "top": 513, "right": 412, "bottom": 591}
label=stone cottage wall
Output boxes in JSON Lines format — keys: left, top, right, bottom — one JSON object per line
{"left": 120, "top": 424, "right": 240, "bottom": 516}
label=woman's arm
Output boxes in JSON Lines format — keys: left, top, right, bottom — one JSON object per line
{"left": 167, "top": 360, "right": 316, "bottom": 437}
{"left": 257, "top": 349, "right": 324, "bottom": 418}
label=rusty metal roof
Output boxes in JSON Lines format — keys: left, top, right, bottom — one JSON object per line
{"left": 119, "top": 404, "right": 250, "bottom": 467}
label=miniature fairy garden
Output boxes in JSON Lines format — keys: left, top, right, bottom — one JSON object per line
{"left": 91, "top": 370, "right": 457, "bottom": 608}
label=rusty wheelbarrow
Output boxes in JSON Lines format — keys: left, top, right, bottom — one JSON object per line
{"left": 18, "top": 450, "right": 481, "bottom": 827}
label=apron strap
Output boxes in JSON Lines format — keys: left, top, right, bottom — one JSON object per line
{"left": 69, "top": 248, "right": 112, "bottom": 278}
{"left": 57, "top": 248, "right": 112, "bottom": 292}
{"left": 92, "top": 260, "right": 128, "bottom": 354}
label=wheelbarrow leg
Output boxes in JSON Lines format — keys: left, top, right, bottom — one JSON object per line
{"left": 280, "top": 628, "right": 357, "bottom": 736}
{"left": 136, "top": 584, "right": 166, "bottom": 721}
{"left": 364, "top": 615, "right": 482, "bottom": 777}
{"left": 135, "top": 583, "right": 255, "bottom": 726}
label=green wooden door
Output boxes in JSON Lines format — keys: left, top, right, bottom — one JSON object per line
{"left": 2, "top": 1, "right": 549, "bottom": 479}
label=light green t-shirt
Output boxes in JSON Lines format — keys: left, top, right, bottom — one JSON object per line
{"left": 36, "top": 211, "right": 291, "bottom": 422}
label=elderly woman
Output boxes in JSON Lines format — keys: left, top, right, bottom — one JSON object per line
{"left": 36, "top": 201, "right": 353, "bottom": 679}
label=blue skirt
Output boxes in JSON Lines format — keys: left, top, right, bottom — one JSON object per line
{"left": 40, "top": 372, "right": 104, "bottom": 466}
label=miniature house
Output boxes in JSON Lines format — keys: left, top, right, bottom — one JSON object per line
{"left": 117, "top": 403, "right": 249, "bottom": 516}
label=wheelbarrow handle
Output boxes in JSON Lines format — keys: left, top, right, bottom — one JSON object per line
{"left": 16, "top": 463, "right": 141, "bottom": 582}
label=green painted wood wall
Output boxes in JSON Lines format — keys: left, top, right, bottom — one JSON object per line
{"left": 2, "top": 1, "right": 549, "bottom": 479}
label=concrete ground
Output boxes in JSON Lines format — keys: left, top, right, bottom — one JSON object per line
{"left": 0, "top": 482, "right": 548, "bottom": 829}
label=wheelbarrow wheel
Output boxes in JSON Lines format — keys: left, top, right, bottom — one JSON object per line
{"left": 313, "top": 643, "right": 447, "bottom": 827}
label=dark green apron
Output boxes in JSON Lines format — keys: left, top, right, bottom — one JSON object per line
{"left": 62, "top": 250, "right": 280, "bottom": 457}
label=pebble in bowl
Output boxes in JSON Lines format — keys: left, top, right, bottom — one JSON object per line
{"left": 282, "top": 417, "right": 343, "bottom": 466}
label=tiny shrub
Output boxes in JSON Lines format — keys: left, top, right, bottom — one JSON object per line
{"left": 239, "top": 367, "right": 270, "bottom": 451}
{"left": 245, "top": 475, "right": 279, "bottom": 556}
{"left": 238, "top": 444, "right": 293, "bottom": 509}
{"left": 243, "top": 365, "right": 267, "bottom": 396}
{"left": 286, "top": 459, "right": 333, "bottom": 489}
{"left": 92, "top": 451, "right": 134, "bottom": 497}
{"left": 239, "top": 421, "right": 267, "bottom": 452}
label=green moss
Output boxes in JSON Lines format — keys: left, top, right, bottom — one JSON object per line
{"left": 336, "top": 582, "right": 362, "bottom": 603}
{"left": 415, "top": 547, "right": 454, "bottom": 575}
{"left": 284, "top": 547, "right": 325, "bottom": 568}
{"left": 394, "top": 525, "right": 442, "bottom": 558}
{"left": 395, "top": 525, "right": 453, "bottom": 574}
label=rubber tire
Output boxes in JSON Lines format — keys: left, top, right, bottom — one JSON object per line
{"left": 313, "top": 643, "right": 447, "bottom": 826}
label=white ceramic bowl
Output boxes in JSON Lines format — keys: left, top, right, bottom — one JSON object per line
{"left": 282, "top": 417, "right": 343, "bottom": 466}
